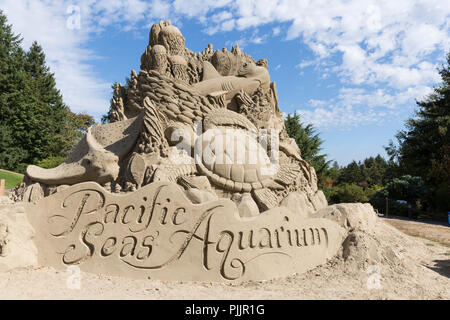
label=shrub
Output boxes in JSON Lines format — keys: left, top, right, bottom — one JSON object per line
{"left": 329, "top": 183, "right": 368, "bottom": 203}
{"left": 36, "top": 156, "right": 66, "bottom": 169}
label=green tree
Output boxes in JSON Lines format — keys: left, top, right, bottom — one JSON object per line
{"left": 337, "top": 155, "right": 398, "bottom": 188}
{"left": 23, "top": 42, "right": 68, "bottom": 161}
{"left": 0, "top": 11, "right": 95, "bottom": 172}
{"left": 384, "top": 175, "right": 427, "bottom": 207}
{"left": 0, "top": 39, "right": 67, "bottom": 171}
{"left": 0, "top": 125, "right": 28, "bottom": 170}
{"left": 323, "top": 161, "right": 340, "bottom": 186}
{"left": 0, "top": 10, "right": 28, "bottom": 171}
{"left": 285, "top": 113, "right": 331, "bottom": 184}
{"left": 34, "top": 110, "right": 95, "bottom": 169}
{"left": 386, "top": 52, "right": 450, "bottom": 216}
{"left": 338, "top": 160, "right": 364, "bottom": 185}
{"left": 370, "top": 175, "right": 427, "bottom": 218}
{"left": 361, "top": 155, "right": 389, "bottom": 187}
{"left": 57, "top": 110, "right": 95, "bottom": 156}
{"left": 328, "top": 183, "right": 368, "bottom": 203}
{"left": 36, "top": 156, "right": 67, "bottom": 169}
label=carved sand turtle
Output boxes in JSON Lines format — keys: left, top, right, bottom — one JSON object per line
{"left": 194, "top": 109, "right": 295, "bottom": 193}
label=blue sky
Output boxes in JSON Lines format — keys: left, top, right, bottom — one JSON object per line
{"left": 1, "top": 0, "right": 449, "bottom": 165}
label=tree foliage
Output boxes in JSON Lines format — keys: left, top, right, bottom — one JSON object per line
{"left": 387, "top": 54, "right": 450, "bottom": 184}
{"left": 384, "top": 175, "right": 427, "bottom": 205}
{"left": 0, "top": 11, "right": 94, "bottom": 172}
{"left": 337, "top": 155, "right": 393, "bottom": 188}
{"left": 327, "top": 183, "right": 368, "bottom": 203}
{"left": 369, "top": 175, "right": 427, "bottom": 217}
{"left": 36, "top": 156, "right": 67, "bottom": 169}
{"left": 385, "top": 52, "right": 450, "bottom": 215}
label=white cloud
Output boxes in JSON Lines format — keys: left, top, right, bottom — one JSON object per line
{"left": 297, "top": 103, "right": 386, "bottom": 130}
{"left": 1, "top": 0, "right": 448, "bottom": 128}
{"left": 172, "top": 0, "right": 232, "bottom": 19}
{"left": 0, "top": 0, "right": 177, "bottom": 119}
{"left": 296, "top": 60, "right": 314, "bottom": 69}
{"left": 221, "top": 19, "right": 235, "bottom": 31}
{"left": 210, "top": 10, "right": 233, "bottom": 22}
{"left": 0, "top": 0, "right": 111, "bottom": 118}
{"left": 272, "top": 26, "right": 280, "bottom": 36}
{"left": 224, "top": 28, "right": 268, "bottom": 48}
{"left": 297, "top": 84, "right": 434, "bottom": 129}
{"left": 308, "top": 99, "right": 328, "bottom": 108}
{"left": 251, "top": 36, "right": 265, "bottom": 44}
{"left": 175, "top": 0, "right": 449, "bottom": 128}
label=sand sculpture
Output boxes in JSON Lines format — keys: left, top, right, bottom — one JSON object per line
{"left": 9, "top": 21, "right": 350, "bottom": 283}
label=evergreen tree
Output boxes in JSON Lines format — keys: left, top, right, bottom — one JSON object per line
{"left": 0, "top": 11, "right": 94, "bottom": 172}
{"left": 338, "top": 160, "right": 364, "bottom": 185}
{"left": 0, "top": 10, "right": 29, "bottom": 171}
{"left": 59, "top": 110, "right": 95, "bottom": 156}
{"left": 361, "top": 155, "right": 387, "bottom": 187}
{"left": 386, "top": 51, "right": 450, "bottom": 214}
{"left": 388, "top": 53, "right": 449, "bottom": 182}
{"left": 329, "top": 183, "right": 368, "bottom": 203}
{"left": 322, "top": 161, "right": 340, "bottom": 187}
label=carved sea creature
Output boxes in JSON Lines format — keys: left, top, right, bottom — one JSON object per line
{"left": 169, "top": 55, "right": 189, "bottom": 82}
{"left": 192, "top": 61, "right": 267, "bottom": 100}
{"left": 19, "top": 20, "right": 324, "bottom": 216}
{"left": 237, "top": 61, "right": 270, "bottom": 91}
{"left": 194, "top": 110, "right": 285, "bottom": 193}
{"left": 137, "top": 97, "right": 169, "bottom": 156}
{"left": 138, "top": 84, "right": 299, "bottom": 197}
{"left": 140, "top": 70, "right": 222, "bottom": 129}
{"left": 157, "top": 23, "right": 186, "bottom": 56}
{"left": 151, "top": 163, "right": 197, "bottom": 183}
{"left": 210, "top": 46, "right": 247, "bottom": 76}
{"left": 150, "top": 45, "right": 168, "bottom": 75}
{"left": 26, "top": 116, "right": 142, "bottom": 185}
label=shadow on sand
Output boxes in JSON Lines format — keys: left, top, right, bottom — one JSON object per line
{"left": 426, "top": 259, "right": 450, "bottom": 278}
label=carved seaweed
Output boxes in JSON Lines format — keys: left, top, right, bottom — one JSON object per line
{"left": 274, "top": 164, "right": 302, "bottom": 186}
{"left": 137, "top": 97, "right": 169, "bottom": 156}
{"left": 203, "top": 108, "right": 257, "bottom": 132}
{"left": 252, "top": 188, "right": 279, "bottom": 211}
{"left": 151, "top": 163, "right": 197, "bottom": 182}
{"left": 138, "top": 70, "right": 222, "bottom": 127}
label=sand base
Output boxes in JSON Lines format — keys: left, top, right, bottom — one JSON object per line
{"left": 0, "top": 213, "right": 448, "bottom": 300}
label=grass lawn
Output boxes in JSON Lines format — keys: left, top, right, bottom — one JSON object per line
{"left": 0, "top": 169, "right": 23, "bottom": 189}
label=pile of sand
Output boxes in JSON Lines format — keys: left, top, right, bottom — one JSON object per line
{"left": 0, "top": 201, "right": 448, "bottom": 299}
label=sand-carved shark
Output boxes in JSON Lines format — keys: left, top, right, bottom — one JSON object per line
{"left": 192, "top": 61, "right": 270, "bottom": 100}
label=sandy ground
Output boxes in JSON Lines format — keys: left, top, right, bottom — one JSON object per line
{"left": 0, "top": 212, "right": 448, "bottom": 300}
{"left": 384, "top": 216, "right": 450, "bottom": 245}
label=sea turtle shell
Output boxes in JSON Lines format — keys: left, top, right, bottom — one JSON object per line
{"left": 195, "top": 127, "right": 277, "bottom": 192}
